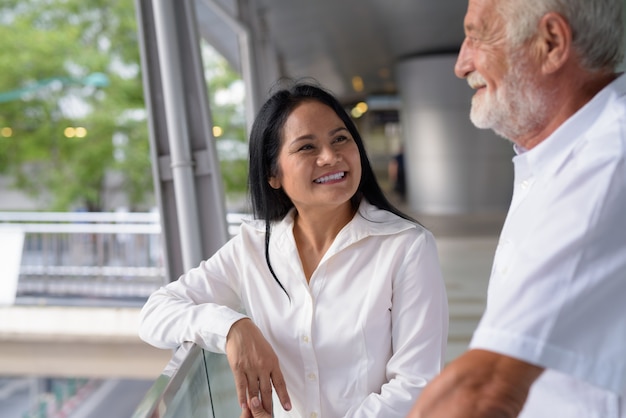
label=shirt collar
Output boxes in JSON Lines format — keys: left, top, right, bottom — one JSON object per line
{"left": 351, "top": 199, "right": 416, "bottom": 236}
{"left": 513, "top": 73, "right": 626, "bottom": 176}
{"left": 321, "top": 199, "right": 417, "bottom": 256}
{"left": 249, "top": 199, "right": 416, "bottom": 251}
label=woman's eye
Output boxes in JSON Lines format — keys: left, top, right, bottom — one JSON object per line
{"left": 298, "top": 144, "right": 314, "bottom": 151}
{"left": 334, "top": 135, "right": 349, "bottom": 143}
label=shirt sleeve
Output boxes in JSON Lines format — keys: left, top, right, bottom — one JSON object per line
{"left": 345, "top": 229, "right": 449, "bottom": 417}
{"left": 470, "top": 142, "right": 626, "bottom": 394}
{"left": 138, "top": 235, "right": 248, "bottom": 353}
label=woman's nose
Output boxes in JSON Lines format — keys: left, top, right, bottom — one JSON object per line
{"left": 317, "top": 145, "right": 340, "bottom": 166}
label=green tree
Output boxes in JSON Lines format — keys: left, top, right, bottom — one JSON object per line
{"left": 201, "top": 41, "right": 249, "bottom": 199}
{"left": 0, "top": 0, "right": 151, "bottom": 211}
{"left": 0, "top": 0, "right": 248, "bottom": 212}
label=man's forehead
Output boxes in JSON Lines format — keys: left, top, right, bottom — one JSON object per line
{"left": 464, "top": 0, "right": 503, "bottom": 35}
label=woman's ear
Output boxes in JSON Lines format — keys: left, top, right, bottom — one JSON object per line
{"left": 268, "top": 176, "right": 281, "bottom": 189}
{"left": 537, "top": 12, "right": 571, "bottom": 74}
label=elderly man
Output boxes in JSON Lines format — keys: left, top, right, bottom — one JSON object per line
{"left": 408, "top": 0, "right": 626, "bottom": 417}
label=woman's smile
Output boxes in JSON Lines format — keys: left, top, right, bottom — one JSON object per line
{"left": 314, "top": 171, "right": 346, "bottom": 184}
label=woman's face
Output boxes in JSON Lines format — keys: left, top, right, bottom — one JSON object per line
{"left": 269, "top": 100, "right": 362, "bottom": 214}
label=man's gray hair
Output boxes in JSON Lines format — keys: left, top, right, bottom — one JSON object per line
{"left": 498, "top": 0, "right": 624, "bottom": 71}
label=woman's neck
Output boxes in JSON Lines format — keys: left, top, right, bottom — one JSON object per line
{"left": 292, "top": 201, "right": 357, "bottom": 281}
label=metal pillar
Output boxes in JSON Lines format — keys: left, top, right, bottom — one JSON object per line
{"left": 135, "top": 0, "right": 229, "bottom": 281}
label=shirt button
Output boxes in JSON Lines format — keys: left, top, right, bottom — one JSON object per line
{"left": 302, "top": 336, "right": 309, "bottom": 343}
{"left": 521, "top": 180, "right": 530, "bottom": 189}
{"left": 310, "top": 413, "right": 318, "bottom": 418}
{"left": 307, "top": 373, "right": 317, "bottom": 381}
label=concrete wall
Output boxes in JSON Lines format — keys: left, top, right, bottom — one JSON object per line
{"left": 396, "top": 54, "right": 515, "bottom": 214}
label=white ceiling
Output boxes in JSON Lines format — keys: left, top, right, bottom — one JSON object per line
{"left": 196, "top": 0, "right": 468, "bottom": 103}
{"left": 254, "top": 0, "right": 467, "bottom": 101}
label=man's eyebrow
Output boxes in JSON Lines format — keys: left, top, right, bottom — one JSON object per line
{"left": 465, "top": 22, "right": 480, "bottom": 34}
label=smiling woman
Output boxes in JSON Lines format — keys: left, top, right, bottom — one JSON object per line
{"left": 138, "top": 81, "right": 449, "bottom": 418}
{"left": 268, "top": 100, "right": 362, "bottom": 222}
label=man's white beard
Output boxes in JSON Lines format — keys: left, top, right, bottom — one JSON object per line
{"left": 469, "top": 53, "right": 550, "bottom": 142}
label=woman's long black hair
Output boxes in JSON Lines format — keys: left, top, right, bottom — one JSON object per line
{"left": 247, "top": 80, "right": 417, "bottom": 297}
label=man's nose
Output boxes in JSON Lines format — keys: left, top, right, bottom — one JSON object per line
{"left": 454, "top": 38, "right": 473, "bottom": 79}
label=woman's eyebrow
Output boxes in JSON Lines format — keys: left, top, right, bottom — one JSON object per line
{"left": 288, "top": 126, "right": 348, "bottom": 145}
{"left": 289, "top": 134, "right": 315, "bottom": 145}
{"left": 328, "top": 126, "right": 348, "bottom": 136}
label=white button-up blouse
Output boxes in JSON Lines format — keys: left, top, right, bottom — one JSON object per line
{"left": 139, "top": 200, "right": 448, "bottom": 417}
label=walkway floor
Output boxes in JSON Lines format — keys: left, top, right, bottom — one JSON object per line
{"left": 437, "top": 234, "right": 496, "bottom": 362}
{"left": 390, "top": 196, "right": 504, "bottom": 362}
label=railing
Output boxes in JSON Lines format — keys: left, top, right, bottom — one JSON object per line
{"left": 0, "top": 211, "right": 247, "bottom": 415}
{"left": 0, "top": 211, "right": 164, "bottom": 302}
{"left": 132, "top": 342, "right": 239, "bottom": 418}
{"left": 0, "top": 211, "right": 247, "bottom": 303}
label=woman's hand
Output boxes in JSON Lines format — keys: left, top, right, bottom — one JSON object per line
{"left": 226, "top": 318, "right": 292, "bottom": 415}
{"left": 239, "top": 396, "right": 274, "bottom": 418}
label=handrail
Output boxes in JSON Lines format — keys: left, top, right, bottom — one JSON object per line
{"left": 0, "top": 211, "right": 247, "bottom": 236}
{"left": 0, "top": 211, "right": 249, "bottom": 302}
{"left": 131, "top": 342, "right": 201, "bottom": 418}
{"left": 0, "top": 211, "right": 160, "bottom": 223}
{"left": 132, "top": 342, "right": 239, "bottom": 418}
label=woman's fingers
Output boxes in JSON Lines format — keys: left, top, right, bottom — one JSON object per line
{"left": 226, "top": 318, "right": 291, "bottom": 414}
{"left": 232, "top": 368, "right": 251, "bottom": 411}
{"left": 271, "top": 370, "right": 292, "bottom": 411}
{"left": 234, "top": 371, "right": 272, "bottom": 414}
{"left": 238, "top": 399, "right": 253, "bottom": 418}
{"left": 258, "top": 377, "right": 273, "bottom": 413}
{"left": 248, "top": 396, "right": 273, "bottom": 418}
{"left": 232, "top": 369, "right": 291, "bottom": 414}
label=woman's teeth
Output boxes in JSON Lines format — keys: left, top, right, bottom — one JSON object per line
{"left": 314, "top": 172, "right": 345, "bottom": 183}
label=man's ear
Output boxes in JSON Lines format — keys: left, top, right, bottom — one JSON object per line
{"left": 537, "top": 12, "right": 572, "bottom": 74}
{"left": 268, "top": 176, "right": 281, "bottom": 189}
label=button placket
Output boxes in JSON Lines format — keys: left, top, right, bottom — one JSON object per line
{"left": 300, "top": 292, "right": 321, "bottom": 417}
